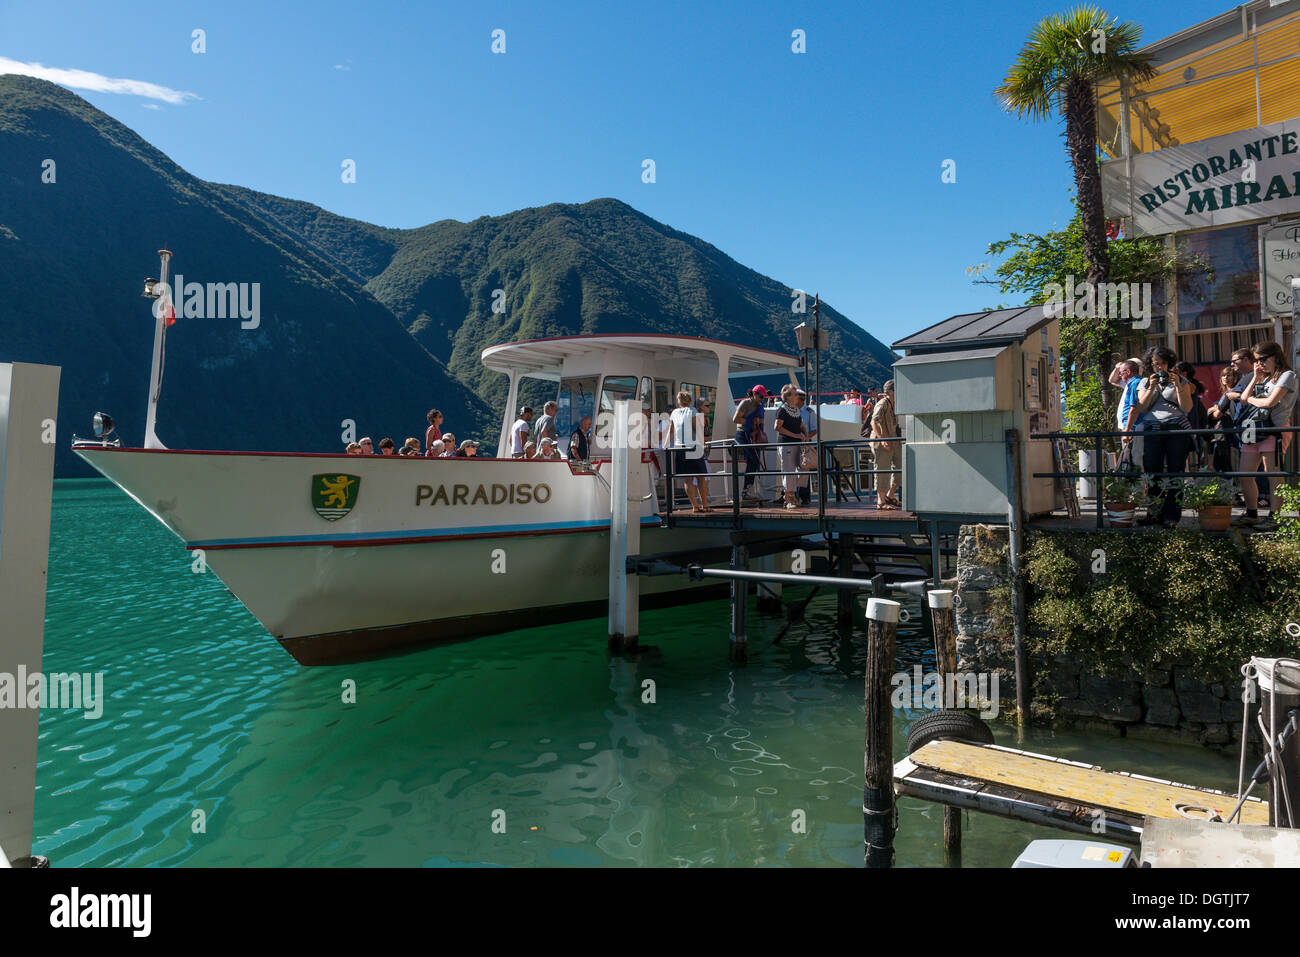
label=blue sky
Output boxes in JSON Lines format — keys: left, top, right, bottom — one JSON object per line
{"left": 2, "top": 0, "right": 1233, "bottom": 348}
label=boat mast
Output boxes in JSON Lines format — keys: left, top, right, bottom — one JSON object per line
{"left": 143, "top": 248, "right": 172, "bottom": 450}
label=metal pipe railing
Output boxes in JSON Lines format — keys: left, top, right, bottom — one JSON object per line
{"left": 1031, "top": 424, "right": 1300, "bottom": 528}
{"left": 657, "top": 434, "right": 908, "bottom": 519}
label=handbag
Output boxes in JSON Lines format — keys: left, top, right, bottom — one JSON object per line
{"left": 1117, "top": 444, "right": 1138, "bottom": 474}
{"left": 799, "top": 446, "right": 817, "bottom": 470}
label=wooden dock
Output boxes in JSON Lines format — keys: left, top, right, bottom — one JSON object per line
{"left": 895, "top": 740, "right": 1270, "bottom": 846}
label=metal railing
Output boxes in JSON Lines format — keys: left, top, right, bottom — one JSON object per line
{"left": 1030, "top": 423, "right": 1300, "bottom": 528}
{"left": 659, "top": 436, "right": 905, "bottom": 526}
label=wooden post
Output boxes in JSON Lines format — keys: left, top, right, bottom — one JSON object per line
{"left": 729, "top": 544, "right": 748, "bottom": 662}
{"left": 836, "top": 532, "right": 855, "bottom": 628}
{"left": 928, "top": 587, "right": 961, "bottom": 864}
{"left": 863, "top": 597, "right": 900, "bottom": 868}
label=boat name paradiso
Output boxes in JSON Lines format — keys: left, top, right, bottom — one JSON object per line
{"left": 414, "top": 482, "right": 554, "bottom": 506}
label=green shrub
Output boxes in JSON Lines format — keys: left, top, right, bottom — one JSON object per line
{"left": 1023, "top": 529, "right": 1300, "bottom": 677}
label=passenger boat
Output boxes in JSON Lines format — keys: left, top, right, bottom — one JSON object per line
{"left": 72, "top": 252, "right": 806, "bottom": 664}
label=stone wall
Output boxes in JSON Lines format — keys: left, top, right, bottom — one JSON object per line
{"left": 953, "top": 523, "right": 1247, "bottom": 749}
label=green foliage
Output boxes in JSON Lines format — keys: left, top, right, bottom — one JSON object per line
{"left": 1101, "top": 472, "right": 1147, "bottom": 505}
{"left": 1177, "top": 476, "right": 1235, "bottom": 509}
{"left": 994, "top": 7, "right": 1158, "bottom": 121}
{"left": 972, "top": 204, "right": 1192, "bottom": 391}
{"left": 1064, "top": 374, "right": 1111, "bottom": 440}
{"left": 1024, "top": 531, "right": 1300, "bottom": 678}
{"left": 1275, "top": 484, "right": 1300, "bottom": 542}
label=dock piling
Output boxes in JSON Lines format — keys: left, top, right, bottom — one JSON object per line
{"left": 928, "top": 588, "right": 961, "bottom": 864}
{"left": 755, "top": 553, "right": 783, "bottom": 613}
{"left": 1004, "top": 428, "right": 1031, "bottom": 727}
{"left": 729, "top": 544, "right": 748, "bottom": 662}
{"left": 864, "top": 597, "right": 900, "bottom": 868}
{"left": 836, "top": 533, "right": 855, "bottom": 628}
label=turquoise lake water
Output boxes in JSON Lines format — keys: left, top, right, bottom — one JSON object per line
{"left": 31, "top": 479, "right": 1243, "bottom": 867}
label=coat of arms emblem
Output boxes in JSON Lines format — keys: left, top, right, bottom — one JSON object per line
{"left": 312, "top": 473, "right": 360, "bottom": 521}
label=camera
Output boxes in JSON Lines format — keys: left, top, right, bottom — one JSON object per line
{"left": 1155, "top": 370, "right": 1170, "bottom": 387}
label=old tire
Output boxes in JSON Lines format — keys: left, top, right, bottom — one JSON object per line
{"left": 906, "top": 710, "right": 994, "bottom": 755}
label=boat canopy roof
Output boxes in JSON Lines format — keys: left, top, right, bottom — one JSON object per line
{"left": 481, "top": 334, "right": 800, "bottom": 379}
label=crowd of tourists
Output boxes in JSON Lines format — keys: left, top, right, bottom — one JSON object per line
{"left": 341, "top": 404, "right": 600, "bottom": 463}
{"left": 342, "top": 409, "right": 484, "bottom": 458}
{"left": 1109, "top": 340, "right": 1296, "bottom": 529}
{"left": 338, "top": 383, "right": 911, "bottom": 516}
{"left": 727, "top": 380, "right": 900, "bottom": 510}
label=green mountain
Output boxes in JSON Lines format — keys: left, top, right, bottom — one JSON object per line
{"left": 224, "top": 190, "right": 899, "bottom": 416}
{"left": 1, "top": 75, "right": 897, "bottom": 476}
{"left": 0, "top": 74, "right": 488, "bottom": 476}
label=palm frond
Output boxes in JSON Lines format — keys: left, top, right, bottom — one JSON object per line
{"left": 995, "top": 6, "right": 1158, "bottom": 119}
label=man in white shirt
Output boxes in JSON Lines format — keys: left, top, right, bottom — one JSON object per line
{"left": 511, "top": 407, "right": 534, "bottom": 458}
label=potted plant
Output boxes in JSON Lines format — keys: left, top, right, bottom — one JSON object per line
{"left": 1101, "top": 474, "right": 1147, "bottom": 528}
{"left": 1178, "top": 477, "right": 1235, "bottom": 531}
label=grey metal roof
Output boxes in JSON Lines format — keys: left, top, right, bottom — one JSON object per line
{"left": 892, "top": 305, "right": 1053, "bottom": 351}
{"left": 893, "top": 345, "right": 1011, "bottom": 366}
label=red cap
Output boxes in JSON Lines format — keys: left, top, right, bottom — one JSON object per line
{"left": 752, "top": 384, "right": 769, "bottom": 398}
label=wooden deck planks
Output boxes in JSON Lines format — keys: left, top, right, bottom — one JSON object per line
{"left": 903, "top": 740, "right": 1270, "bottom": 826}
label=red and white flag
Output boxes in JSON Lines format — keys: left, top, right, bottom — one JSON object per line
{"left": 153, "top": 283, "right": 177, "bottom": 327}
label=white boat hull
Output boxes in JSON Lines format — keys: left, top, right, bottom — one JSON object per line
{"left": 73, "top": 447, "right": 738, "bottom": 664}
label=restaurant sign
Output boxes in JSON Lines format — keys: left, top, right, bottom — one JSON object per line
{"left": 1263, "top": 220, "right": 1300, "bottom": 315}
{"left": 1102, "top": 119, "right": 1300, "bottom": 237}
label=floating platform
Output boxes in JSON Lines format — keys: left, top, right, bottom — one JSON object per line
{"left": 894, "top": 740, "right": 1270, "bottom": 846}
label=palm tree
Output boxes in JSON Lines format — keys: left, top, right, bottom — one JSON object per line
{"left": 996, "top": 6, "right": 1157, "bottom": 416}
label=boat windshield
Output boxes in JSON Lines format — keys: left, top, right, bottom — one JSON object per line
{"left": 557, "top": 375, "right": 598, "bottom": 447}
{"left": 599, "top": 375, "right": 639, "bottom": 412}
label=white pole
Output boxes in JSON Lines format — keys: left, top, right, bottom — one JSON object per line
{"left": 608, "top": 399, "right": 630, "bottom": 647}
{"left": 143, "top": 249, "right": 171, "bottom": 450}
{"left": 626, "top": 402, "right": 643, "bottom": 645}
{"left": 499, "top": 371, "right": 520, "bottom": 459}
{"left": 0, "top": 362, "right": 61, "bottom": 867}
